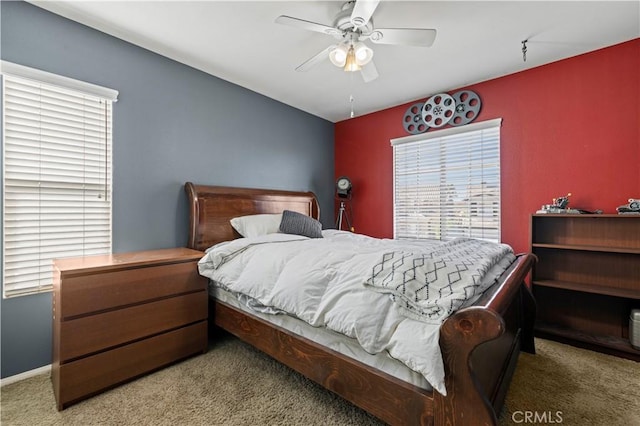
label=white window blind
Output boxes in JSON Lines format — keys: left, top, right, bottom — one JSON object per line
{"left": 2, "top": 69, "right": 116, "bottom": 298}
{"left": 392, "top": 118, "right": 502, "bottom": 242}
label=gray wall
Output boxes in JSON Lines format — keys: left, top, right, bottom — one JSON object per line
{"left": 0, "top": 1, "right": 334, "bottom": 378}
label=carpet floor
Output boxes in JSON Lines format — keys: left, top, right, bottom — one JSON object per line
{"left": 1, "top": 336, "right": 639, "bottom": 425}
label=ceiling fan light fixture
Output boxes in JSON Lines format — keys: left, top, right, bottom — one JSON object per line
{"left": 277, "top": 0, "right": 437, "bottom": 83}
{"left": 353, "top": 42, "right": 373, "bottom": 66}
{"left": 329, "top": 44, "right": 349, "bottom": 67}
{"left": 343, "top": 45, "right": 361, "bottom": 72}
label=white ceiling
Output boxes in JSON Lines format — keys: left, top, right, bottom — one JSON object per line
{"left": 30, "top": 1, "right": 639, "bottom": 122}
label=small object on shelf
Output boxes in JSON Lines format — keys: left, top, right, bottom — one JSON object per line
{"left": 536, "top": 193, "right": 575, "bottom": 214}
{"left": 631, "top": 309, "right": 640, "bottom": 350}
{"left": 536, "top": 206, "right": 581, "bottom": 214}
{"left": 536, "top": 193, "right": 602, "bottom": 214}
{"left": 617, "top": 198, "right": 640, "bottom": 214}
{"left": 554, "top": 193, "right": 571, "bottom": 209}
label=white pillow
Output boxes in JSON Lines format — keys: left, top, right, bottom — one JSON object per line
{"left": 230, "top": 213, "right": 283, "bottom": 238}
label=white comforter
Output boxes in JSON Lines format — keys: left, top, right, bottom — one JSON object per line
{"left": 198, "top": 230, "right": 514, "bottom": 395}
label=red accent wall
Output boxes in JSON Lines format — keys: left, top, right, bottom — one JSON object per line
{"left": 334, "top": 39, "right": 640, "bottom": 254}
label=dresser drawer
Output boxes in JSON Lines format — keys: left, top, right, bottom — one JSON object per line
{"left": 55, "top": 321, "right": 207, "bottom": 410}
{"left": 59, "top": 291, "right": 207, "bottom": 362}
{"left": 59, "top": 261, "right": 206, "bottom": 318}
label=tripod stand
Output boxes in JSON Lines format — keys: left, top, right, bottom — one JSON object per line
{"left": 335, "top": 199, "right": 354, "bottom": 232}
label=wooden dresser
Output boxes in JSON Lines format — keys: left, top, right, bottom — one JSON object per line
{"left": 530, "top": 214, "right": 640, "bottom": 361}
{"left": 52, "top": 247, "right": 208, "bottom": 410}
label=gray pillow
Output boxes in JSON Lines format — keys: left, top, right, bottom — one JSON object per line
{"left": 279, "top": 210, "right": 323, "bottom": 238}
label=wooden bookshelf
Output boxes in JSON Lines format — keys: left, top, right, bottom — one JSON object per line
{"left": 530, "top": 214, "right": 640, "bottom": 361}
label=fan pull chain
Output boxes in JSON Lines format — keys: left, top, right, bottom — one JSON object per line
{"left": 521, "top": 40, "right": 528, "bottom": 62}
{"left": 348, "top": 70, "right": 356, "bottom": 118}
{"left": 350, "top": 94, "right": 355, "bottom": 118}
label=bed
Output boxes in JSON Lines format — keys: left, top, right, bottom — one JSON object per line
{"left": 184, "top": 182, "right": 536, "bottom": 426}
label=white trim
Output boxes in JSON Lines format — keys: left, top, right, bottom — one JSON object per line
{"left": 0, "top": 364, "right": 51, "bottom": 387}
{"left": 390, "top": 118, "right": 502, "bottom": 146}
{"left": 0, "top": 60, "right": 118, "bottom": 102}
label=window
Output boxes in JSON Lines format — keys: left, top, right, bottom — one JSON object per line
{"left": 392, "top": 118, "right": 502, "bottom": 242}
{"left": 2, "top": 62, "right": 118, "bottom": 298}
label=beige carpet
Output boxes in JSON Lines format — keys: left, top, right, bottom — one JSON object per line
{"left": 1, "top": 336, "right": 639, "bottom": 426}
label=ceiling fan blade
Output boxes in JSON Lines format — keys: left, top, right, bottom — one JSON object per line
{"left": 350, "top": 0, "right": 381, "bottom": 28}
{"left": 275, "top": 15, "right": 340, "bottom": 36}
{"left": 360, "top": 60, "right": 379, "bottom": 83}
{"left": 369, "top": 28, "right": 437, "bottom": 47}
{"left": 295, "top": 45, "right": 336, "bottom": 72}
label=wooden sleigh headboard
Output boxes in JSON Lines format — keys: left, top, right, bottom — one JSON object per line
{"left": 184, "top": 182, "right": 320, "bottom": 251}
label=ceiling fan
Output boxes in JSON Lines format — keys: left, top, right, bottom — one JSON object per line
{"left": 275, "top": 0, "right": 437, "bottom": 82}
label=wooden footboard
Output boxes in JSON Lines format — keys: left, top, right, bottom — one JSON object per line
{"left": 435, "top": 254, "right": 536, "bottom": 426}
{"left": 184, "top": 182, "right": 536, "bottom": 426}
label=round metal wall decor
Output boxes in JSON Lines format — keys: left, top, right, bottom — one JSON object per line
{"left": 402, "top": 102, "right": 429, "bottom": 134}
{"left": 401, "top": 90, "right": 483, "bottom": 134}
{"left": 449, "top": 90, "right": 482, "bottom": 126}
{"left": 421, "top": 93, "right": 455, "bottom": 128}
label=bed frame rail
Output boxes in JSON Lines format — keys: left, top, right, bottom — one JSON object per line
{"left": 214, "top": 300, "right": 435, "bottom": 425}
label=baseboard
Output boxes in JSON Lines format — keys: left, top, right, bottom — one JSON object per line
{"left": 1, "top": 364, "right": 51, "bottom": 387}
